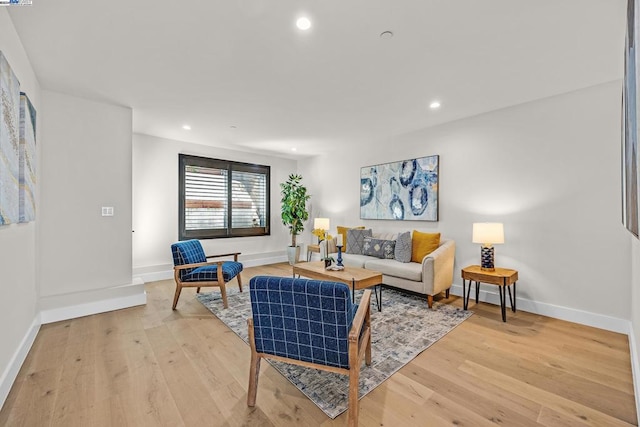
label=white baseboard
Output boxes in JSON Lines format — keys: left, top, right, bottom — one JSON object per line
{"left": 0, "top": 316, "right": 40, "bottom": 411}
{"left": 629, "top": 324, "right": 640, "bottom": 427}
{"left": 134, "top": 254, "right": 288, "bottom": 283}
{"left": 449, "top": 283, "right": 629, "bottom": 334}
{"left": 40, "top": 278, "right": 147, "bottom": 324}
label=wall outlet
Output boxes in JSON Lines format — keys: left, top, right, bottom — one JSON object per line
{"left": 102, "top": 206, "right": 114, "bottom": 217}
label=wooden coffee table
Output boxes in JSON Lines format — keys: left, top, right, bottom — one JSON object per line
{"left": 292, "top": 261, "right": 383, "bottom": 311}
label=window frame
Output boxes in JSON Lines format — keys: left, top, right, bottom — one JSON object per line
{"left": 178, "top": 154, "right": 270, "bottom": 240}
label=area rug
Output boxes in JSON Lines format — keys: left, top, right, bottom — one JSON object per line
{"left": 197, "top": 286, "right": 472, "bottom": 419}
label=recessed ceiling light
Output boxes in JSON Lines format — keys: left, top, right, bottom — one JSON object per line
{"left": 380, "top": 31, "right": 394, "bottom": 40}
{"left": 182, "top": 125, "right": 191, "bottom": 130}
{"left": 291, "top": 147, "right": 297, "bottom": 152}
{"left": 429, "top": 101, "right": 441, "bottom": 110}
{"left": 296, "top": 17, "right": 311, "bottom": 30}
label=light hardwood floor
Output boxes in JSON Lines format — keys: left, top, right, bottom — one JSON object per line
{"left": 0, "top": 262, "right": 637, "bottom": 426}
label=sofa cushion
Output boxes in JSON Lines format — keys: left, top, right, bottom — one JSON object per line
{"left": 337, "top": 225, "right": 365, "bottom": 252}
{"left": 394, "top": 231, "right": 412, "bottom": 263}
{"left": 346, "top": 228, "right": 372, "bottom": 254}
{"left": 411, "top": 231, "right": 440, "bottom": 263}
{"left": 363, "top": 237, "right": 395, "bottom": 259}
{"left": 364, "top": 258, "right": 423, "bottom": 282}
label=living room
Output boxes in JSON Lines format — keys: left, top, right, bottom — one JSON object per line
{"left": 1, "top": 1, "right": 640, "bottom": 425}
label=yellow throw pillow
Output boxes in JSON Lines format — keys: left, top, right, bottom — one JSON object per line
{"left": 411, "top": 231, "right": 441, "bottom": 263}
{"left": 337, "top": 225, "right": 365, "bottom": 252}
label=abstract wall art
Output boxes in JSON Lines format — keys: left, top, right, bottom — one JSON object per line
{"left": 0, "top": 51, "right": 21, "bottom": 225}
{"left": 360, "top": 155, "right": 439, "bottom": 221}
{"left": 623, "top": 0, "right": 640, "bottom": 238}
{"left": 19, "top": 92, "right": 36, "bottom": 222}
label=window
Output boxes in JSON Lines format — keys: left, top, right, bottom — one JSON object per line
{"left": 179, "top": 154, "right": 270, "bottom": 240}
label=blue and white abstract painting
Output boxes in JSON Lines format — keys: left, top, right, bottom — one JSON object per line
{"left": 19, "top": 92, "right": 36, "bottom": 223}
{"left": 0, "top": 51, "right": 20, "bottom": 225}
{"left": 360, "top": 155, "right": 439, "bottom": 221}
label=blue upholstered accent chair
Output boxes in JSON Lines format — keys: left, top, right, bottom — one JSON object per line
{"left": 170, "top": 239, "right": 243, "bottom": 310}
{"left": 247, "top": 276, "right": 372, "bottom": 427}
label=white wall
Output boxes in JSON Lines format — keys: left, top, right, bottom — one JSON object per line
{"left": 300, "top": 81, "right": 631, "bottom": 326}
{"left": 632, "top": 237, "right": 640, "bottom": 423}
{"left": 132, "top": 133, "right": 299, "bottom": 278}
{"left": 0, "top": 8, "right": 41, "bottom": 409}
{"left": 38, "top": 90, "right": 142, "bottom": 317}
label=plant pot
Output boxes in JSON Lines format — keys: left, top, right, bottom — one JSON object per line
{"left": 287, "top": 246, "right": 301, "bottom": 265}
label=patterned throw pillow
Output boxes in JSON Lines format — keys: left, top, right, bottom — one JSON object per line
{"left": 346, "top": 228, "right": 372, "bottom": 254}
{"left": 395, "top": 231, "right": 412, "bottom": 263}
{"left": 363, "top": 237, "right": 396, "bottom": 259}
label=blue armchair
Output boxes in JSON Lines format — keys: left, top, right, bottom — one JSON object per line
{"left": 170, "top": 239, "right": 243, "bottom": 310}
{"left": 247, "top": 276, "right": 372, "bottom": 427}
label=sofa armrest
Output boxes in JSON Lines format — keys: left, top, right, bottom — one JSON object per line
{"left": 421, "top": 239, "right": 456, "bottom": 295}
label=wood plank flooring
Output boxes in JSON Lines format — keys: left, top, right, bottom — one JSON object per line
{"left": 0, "top": 262, "right": 636, "bottom": 426}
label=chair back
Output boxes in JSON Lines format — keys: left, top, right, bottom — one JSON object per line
{"left": 249, "top": 276, "right": 355, "bottom": 369}
{"left": 171, "top": 240, "right": 207, "bottom": 280}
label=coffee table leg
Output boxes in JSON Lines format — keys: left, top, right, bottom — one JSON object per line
{"left": 374, "top": 284, "right": 381, "bottom": 312}
{"left": 475, "top": 281, "right": 480, "bottom": 303}
{"left": 352, "top": 279, "right": 355, "bottom": 303}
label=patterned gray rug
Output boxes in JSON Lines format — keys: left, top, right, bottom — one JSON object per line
{"left": 197, "top": 286, "right": 472, "bottom": 419}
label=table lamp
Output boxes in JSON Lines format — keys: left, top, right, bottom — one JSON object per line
{"left": 472, "top": 223, "right": 504, "bottom": 271}
{"left": 313, "top": 218, "right": 330, "bottom": 242}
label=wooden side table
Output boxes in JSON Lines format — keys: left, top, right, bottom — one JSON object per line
{"left": 307, "top": 244, "right": 320, "bottom": 262}
{"left": 461, "top": 265, "right": 518, "bottom": 322}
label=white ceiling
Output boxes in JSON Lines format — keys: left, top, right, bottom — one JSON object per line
{"left": 8, "top": 0, "right": 627, "bottom": 159}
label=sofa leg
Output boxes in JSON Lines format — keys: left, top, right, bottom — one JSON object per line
{"left": 427, "top": 295, "right": 433, "bottom": 309}
{"left": 445, "top": 289, "right": 450, "bottom": 299}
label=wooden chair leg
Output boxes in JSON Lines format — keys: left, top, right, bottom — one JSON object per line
{"left": 348, "top": 366, "right": 360, "bottom": 427}
{"left": 445, "top": 289, "right": 450, "bottom": 298}
{"left": 237, "top": 274, "right": 243, "bottom": 293}
{"left": 220, "top": 284, "right": 228, "bottom": 309}
{"left": 247, "top": 353, "right": 261, "bottom": 407}
{"left": 172, "top": 283, "right": 183, "bottom": 310}
{"left": 427, "top": 294, "right": 434, "bottom": 309}
{"left": 196, "top": 287, "right": 201, "bottom": 293}
{"left": 247, "top": 318, "right": 261, "bottom": 407}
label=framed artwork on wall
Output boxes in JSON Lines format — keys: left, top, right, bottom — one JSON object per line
{"left": 360, "top": 155, "right": 439, "bottom": 221}
{"left": 19, "top": 92, "right": 36, "bottom": 223}
{"left": 623, "top": 0, "right": 640, "bottom": 238}
{"left": 0, "top": 51, "right": 21, "bottom": 225}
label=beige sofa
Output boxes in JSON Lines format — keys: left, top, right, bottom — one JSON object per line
{"left": 321, "top": 233, "right": 455, "bottom": 308}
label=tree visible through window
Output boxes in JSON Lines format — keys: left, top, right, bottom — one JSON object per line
{"left": 179, "top": 154, "right": 270, "bottom": 240}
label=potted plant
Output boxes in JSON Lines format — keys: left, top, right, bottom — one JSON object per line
{"left": 280, "top": 174, "right": 310, "bottom": 265}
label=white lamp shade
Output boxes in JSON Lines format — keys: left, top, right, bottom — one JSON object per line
{"left": 314, "top": 218, "right": 330, "bottom": 230}
{"left": 472, "top": 223, "right": 504, "bottom": 244}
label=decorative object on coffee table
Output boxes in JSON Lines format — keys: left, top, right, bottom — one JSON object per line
{"left": 472, "top": 222, "right": 504, "bottom": 271}
{"left": 336, "top": 233, "right": 344, "bottom": 266}
{"left": 461, "top": 264, "right": 518, "bottom": 322}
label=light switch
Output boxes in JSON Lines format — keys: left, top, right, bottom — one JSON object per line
{"left": 102, "top": 206, "right": 114, "bottom": 217}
